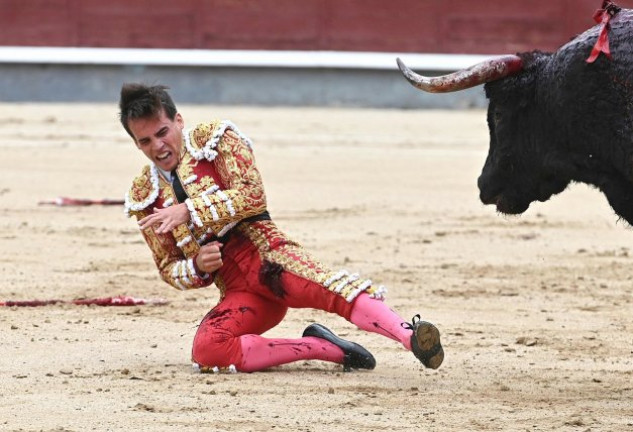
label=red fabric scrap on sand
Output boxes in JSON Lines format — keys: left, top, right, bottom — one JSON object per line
{"left": 72, "top": 296, "right": 169, "bottom": 306}
{"left": 1, "top": 295, "right": 169, "bottom": 307}
{"left": 586, "top": 1, "right": 621, "bottom": 63}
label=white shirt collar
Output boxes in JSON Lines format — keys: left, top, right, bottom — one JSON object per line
{"left": 156, "top": 166, "right": 173, "bottom": 183}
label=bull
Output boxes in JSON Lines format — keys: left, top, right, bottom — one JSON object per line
{"left": 397, "top": 4, "right": 633, "bottom": 225}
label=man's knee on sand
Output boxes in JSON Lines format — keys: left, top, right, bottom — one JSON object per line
{"left": 192, "top": 326, "right": 241, "bottom": 368}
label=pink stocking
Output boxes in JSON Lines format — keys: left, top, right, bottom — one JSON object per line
{"left": 349, "top": 293, "right": 413, "bottom": 350}
{"left": 238, "top": 334, "right": 344, "bottom": 372}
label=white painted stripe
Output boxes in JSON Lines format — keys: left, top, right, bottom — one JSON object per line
{"left": 0, "top": 46, "right": 502, "bottom": 71}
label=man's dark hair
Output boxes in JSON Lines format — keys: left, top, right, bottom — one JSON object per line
{"left": 118, "top": 83, "right": 178, "bottom": 138}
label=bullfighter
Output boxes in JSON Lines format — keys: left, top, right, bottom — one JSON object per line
{"left": 121, "top": 83, "right": 444, "bottom": 373}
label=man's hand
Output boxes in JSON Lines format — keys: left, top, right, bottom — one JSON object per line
{"left": 138, "top": 203, "right": 190, "bottom": 234}
{"left": 196, "top": 241, "right": 223, "bottom": 274}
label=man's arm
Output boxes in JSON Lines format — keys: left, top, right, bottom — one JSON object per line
{"left": 136, "top": 208, "right": 218, "bottom": 291}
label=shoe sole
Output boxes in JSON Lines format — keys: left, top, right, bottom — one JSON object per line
{"left": 415, "top": 322, "right": 444, "bottom": 369}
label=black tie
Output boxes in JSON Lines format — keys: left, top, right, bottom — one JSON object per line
{"left": 171, "top": 170, "right": 188, "bottom": 203}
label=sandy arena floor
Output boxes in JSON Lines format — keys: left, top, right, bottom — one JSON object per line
{"left": 0, "top": 103, "right": 631, "bottom": 431}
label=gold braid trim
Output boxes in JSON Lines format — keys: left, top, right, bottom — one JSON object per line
{"left": 125, "top": 165, "right": 160, "bottom": 217}
{"left": 213, "top": 275, "right": 227, "bottom": 300}
{"left": 185, "top": 122, "right": 267, "bottom": 234}
{"left": 172, "top": 224, "right": 201, "bottom": 257}
{"left": 238, "top": 222, "right": 385, "bottom": 302}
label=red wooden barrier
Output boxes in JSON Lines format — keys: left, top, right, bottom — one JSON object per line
{"left": 1, "top": 0, "right": 632, "bottom": 54}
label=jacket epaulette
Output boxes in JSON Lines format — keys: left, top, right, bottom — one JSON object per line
{"left": 124, "top": 164, "right": 160, "bottom": 217}
{"left": 183, "top": 120, "right": 253, "bottom": 162}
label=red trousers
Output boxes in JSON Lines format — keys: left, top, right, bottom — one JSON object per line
{"left": 191, "top": 233, "right": 357, "bottom": 370}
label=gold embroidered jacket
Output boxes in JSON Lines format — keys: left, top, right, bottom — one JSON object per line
{"left": 125, "top": 121, "right": 386, "bottom": 302}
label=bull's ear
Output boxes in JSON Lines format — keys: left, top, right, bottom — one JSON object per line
{"left": 484, "top": 77, "right": 523, "bottom": 107}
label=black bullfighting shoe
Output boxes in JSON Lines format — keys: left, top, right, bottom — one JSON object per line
{"left": 302, "top": 323, "right": 376, "bottom": 372}
{"left": 402, "top": 314, "right": 444, "bottom": 369}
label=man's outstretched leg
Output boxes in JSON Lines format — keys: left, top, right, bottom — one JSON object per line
{"left": 278, "top": 271, "right": 444, "bottom": 369}
{"left": 349, "top": 293, "right": 444, "bottom": 369}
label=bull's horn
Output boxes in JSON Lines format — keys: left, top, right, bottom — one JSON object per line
{"left": 396, "top": 55, "right": 523, "bottom": 93}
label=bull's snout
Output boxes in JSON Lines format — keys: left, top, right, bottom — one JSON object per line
{"left": 477, "top": 174, "right": 531, "bottom": 214}
{"left": 477, "top": 175, "right": 502, "bottom": 205}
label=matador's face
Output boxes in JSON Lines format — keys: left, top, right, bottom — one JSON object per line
{"left": 128, "top": 109, "right": 184, "bottom": 172}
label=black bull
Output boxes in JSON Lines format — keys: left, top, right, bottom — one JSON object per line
{"left": 397, "top": 8, "right": 633, "bottom": 225}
